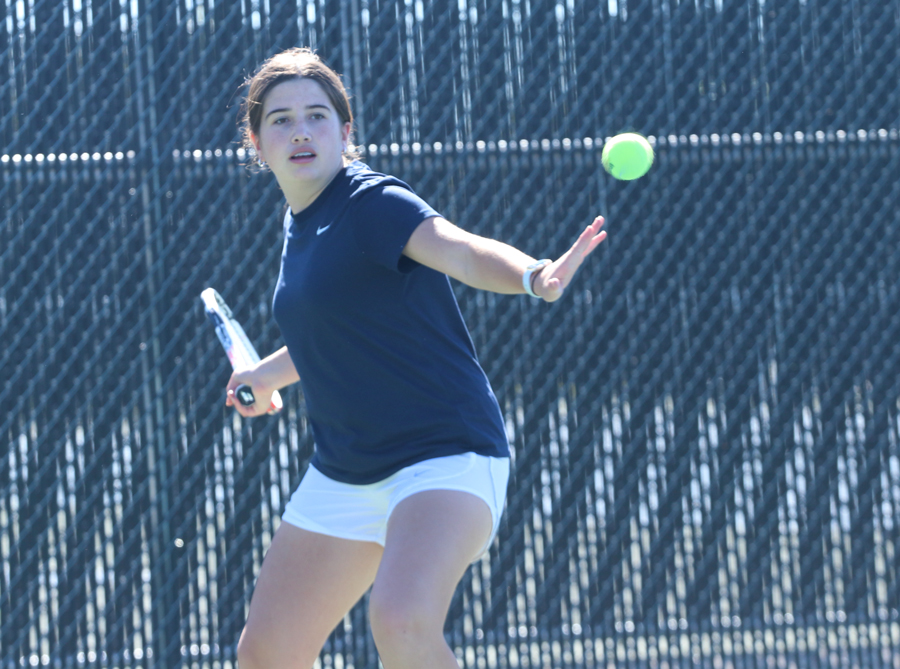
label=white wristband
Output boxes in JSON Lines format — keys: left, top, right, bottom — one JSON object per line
{"left": 522, "top": 259, "right": 552, "bottom": 298}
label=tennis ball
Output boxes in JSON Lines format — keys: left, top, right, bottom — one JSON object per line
{"left": 601, "top": 133, "right": 654, "bottom": 181}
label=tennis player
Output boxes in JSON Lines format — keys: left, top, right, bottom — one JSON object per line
{"left": 228, "top": 47, "right": 606, "bottom": 669}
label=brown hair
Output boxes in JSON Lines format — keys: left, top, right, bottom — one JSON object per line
{"left": 239, "top": 47, "right": 359, "bottom": 167}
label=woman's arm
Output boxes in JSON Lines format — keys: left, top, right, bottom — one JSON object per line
{"left": 225, "top": 345, "right": 299, "bottom": 417}
{"left": 402, "top": 216, "right": 607, "bottom": 302}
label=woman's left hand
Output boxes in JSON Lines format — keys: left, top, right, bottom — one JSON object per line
{"left": 533, "top": 216, "right": 607, "bottom": 302}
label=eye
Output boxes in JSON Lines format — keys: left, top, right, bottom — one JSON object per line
{"left": 273, "top": 116, "right": 288, "bottom": 125}
{"left": 310, "top": 112, "right": 325, "bottom": 120}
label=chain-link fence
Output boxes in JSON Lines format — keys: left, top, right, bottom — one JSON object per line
{"left": 3, "top": 1, "right": 899, "bottom": 667}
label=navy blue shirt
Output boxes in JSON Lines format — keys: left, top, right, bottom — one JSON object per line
{"left": 272, "top": 162, "right": 510, "bottom": 484}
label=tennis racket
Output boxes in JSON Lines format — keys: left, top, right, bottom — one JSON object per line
{"left": 200, "top": 287, "right": 283, "bottom": 414}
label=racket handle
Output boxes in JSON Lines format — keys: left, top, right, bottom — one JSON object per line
{"left": 235, "top": 384, "right": 256, "bottom": 406}
{"left": 234, "top": 385, "right": 283, "bottom": 415}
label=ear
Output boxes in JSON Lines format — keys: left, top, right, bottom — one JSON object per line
{"left": 341, "top": 122, "right": 351, "bottom": 150}
{"left": 250, "top": 132, "right": 264, "bottom": 162}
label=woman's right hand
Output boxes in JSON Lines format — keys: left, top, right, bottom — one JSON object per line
{"left": 225, "top": 367, "right": 277, "bottom": 417}
{"left": 223, "top": 346, "right": 298, "bottom": 417}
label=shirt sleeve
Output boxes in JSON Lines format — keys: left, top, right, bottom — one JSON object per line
{"left": 349, "top": 184, "right": 441, "bottom": 273}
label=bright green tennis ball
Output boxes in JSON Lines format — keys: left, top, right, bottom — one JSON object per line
{"left": 601, "top": 133, "right": 654, "bottom": 181}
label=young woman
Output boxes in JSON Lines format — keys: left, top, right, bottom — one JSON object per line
{"left": 228, "top": 47, "right": 606, "bottom": 669}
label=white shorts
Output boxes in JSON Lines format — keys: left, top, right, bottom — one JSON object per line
{"left": 281, "top": 452, "right": 510, "bottom": 561}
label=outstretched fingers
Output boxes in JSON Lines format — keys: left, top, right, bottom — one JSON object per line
{"left": 561, "top": 216, "right": 607, "bottom": 274}
{"left": 578, "top": 216, "right": 607, "bottom": 257}
{"left": 535, "top": 216, "right": 607, "bottom": 302}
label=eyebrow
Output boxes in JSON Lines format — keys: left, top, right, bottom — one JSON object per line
{"left": 265, "top": 104, "right": 331, "bottom": 119}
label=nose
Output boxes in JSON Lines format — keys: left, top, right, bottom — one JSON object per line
{"left": 292, "top": 122, "right": 311, "bottom": 143}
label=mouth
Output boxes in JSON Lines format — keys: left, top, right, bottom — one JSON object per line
{"left": 290, "top": 150, "right": 316, "bottom": 163}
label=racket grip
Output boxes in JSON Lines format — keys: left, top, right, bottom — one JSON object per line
{"left": 234, "top": 384, "right": 256, "bottom": 406}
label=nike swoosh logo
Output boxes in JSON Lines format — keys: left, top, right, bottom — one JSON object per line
{"left": 316, "top": 224, "right": 331, "bottom": 235}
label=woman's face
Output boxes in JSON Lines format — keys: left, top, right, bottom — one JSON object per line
{"left": 253, "top": 78, "right": 350, "bottom": 196}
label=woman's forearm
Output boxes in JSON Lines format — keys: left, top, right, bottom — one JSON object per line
{"left": 256, "top": 346, "right": 300, "bottom": 390}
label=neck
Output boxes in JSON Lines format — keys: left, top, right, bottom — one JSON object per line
{"left": 284, "top": 163, "right": 344, "bottom": 214}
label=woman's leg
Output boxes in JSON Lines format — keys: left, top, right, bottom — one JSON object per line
{"left": 368, "top": 490, "right": 493, "bottom": 668}
{"left": 237, "top": 522, "right": 384, "bottom": 669}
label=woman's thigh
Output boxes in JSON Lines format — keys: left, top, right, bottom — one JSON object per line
{"left": 370, "top": 489, "right": 493, "bottom": 629}
{"left": 237, "top": 522, "right": 383, "bottom": 669}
